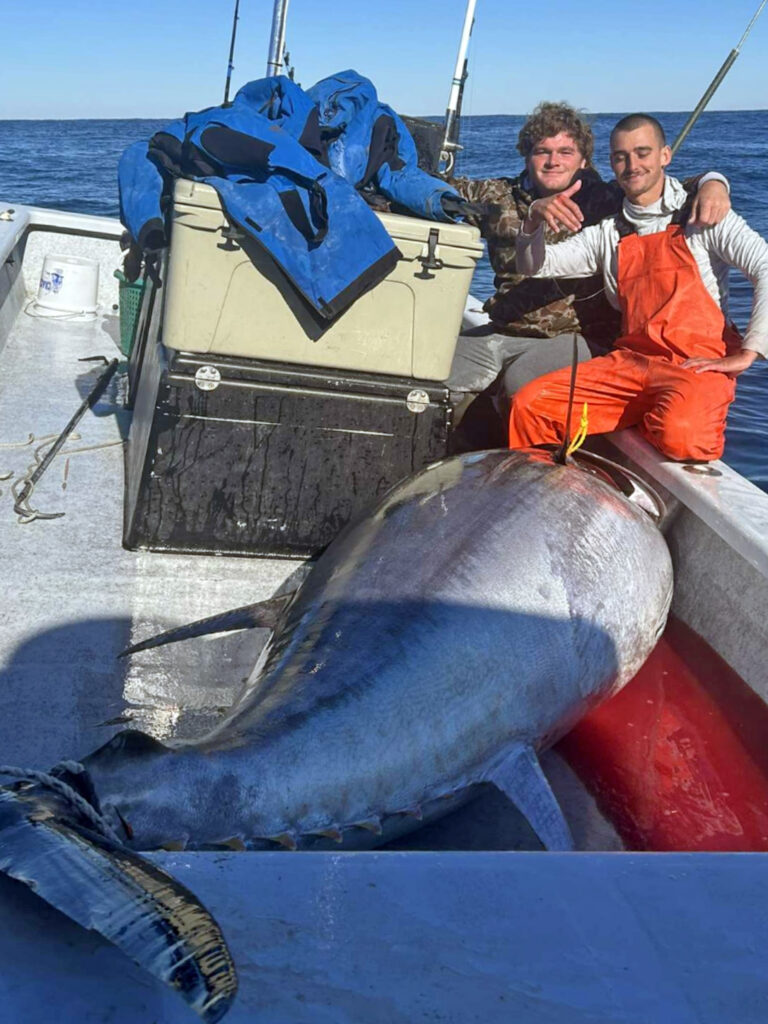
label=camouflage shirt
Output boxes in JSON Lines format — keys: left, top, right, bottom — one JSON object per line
{"left": 452, "top": 167, "right": 623, "bottom": 342}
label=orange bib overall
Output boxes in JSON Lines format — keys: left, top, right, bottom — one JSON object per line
{"left": 508, "top": 218, "right": 737, "bottom": 461}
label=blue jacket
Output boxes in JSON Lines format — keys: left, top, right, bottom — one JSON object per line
{"left": 118, "top": 119, "right": 185, "bottom": 252}
{"left": 308, "top": 70, "right": 458, "bottom": 221}
{"left": 118, "top": 73, "right": 460, "bottom": 319}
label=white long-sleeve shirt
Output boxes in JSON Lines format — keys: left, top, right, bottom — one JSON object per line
{"left": 516, "top": 175, "right": 768, "bottom": 357}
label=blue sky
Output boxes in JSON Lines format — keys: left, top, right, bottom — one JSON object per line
{"left": 1, "top": 0, "right": 766, "bottom": 119}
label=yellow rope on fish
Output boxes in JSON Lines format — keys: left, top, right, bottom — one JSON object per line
{"left": 566, "top": 403, "right": 589, "bottom": 456}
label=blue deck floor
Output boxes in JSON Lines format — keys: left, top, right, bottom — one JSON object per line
{"left": 2, "top": 849, "right": 767, "bottom": 1023}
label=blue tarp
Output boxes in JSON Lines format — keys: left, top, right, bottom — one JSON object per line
{"left": 118, "top": 72, "right": 462, "bottom": 320}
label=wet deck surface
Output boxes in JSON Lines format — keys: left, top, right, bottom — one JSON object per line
{"left": 0, "top": 303, "right": 301, "bottom": 768}
{"left": 3, "top": 228, "right": 768, "bottom": 1023}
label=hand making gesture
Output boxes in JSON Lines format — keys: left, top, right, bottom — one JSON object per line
{"left": 525, "top": 179, "right": 584, "bottom": 234}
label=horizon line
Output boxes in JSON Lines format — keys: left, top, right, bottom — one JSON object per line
{"left": 1, "top": 107, "right": 767, "bottom": 122}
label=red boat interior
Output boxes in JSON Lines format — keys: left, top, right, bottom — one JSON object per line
{"left": 559, "top": 615, "right": 768, "bottom": 851}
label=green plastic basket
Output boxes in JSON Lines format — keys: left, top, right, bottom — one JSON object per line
{"left": 113, "top": 269, "right": 146, "bottom": 357}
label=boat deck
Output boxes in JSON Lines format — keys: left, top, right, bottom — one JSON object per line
{"left": 2, "top": 207, "right": 768, "bottom": 1023}
{"left": 0, "top": 293, "right": 299, "bottom": 770}
{"left": 4, "top": 848, "right": 768, "bottom": 1024}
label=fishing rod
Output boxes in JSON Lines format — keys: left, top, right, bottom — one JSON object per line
{"left": 441, "top": 0, "right": 478, "bottom": 175}
{"left": 266, "top": 0, "right": 291, "bottom": 77}
{"left": 223, "top": 0, "right": 241, "bottom": 104}
{"left": 671, "top": 0, "right": 767, "bottom": 156}
{"left": 555, "top": 335, "right": 580, "bottom": 464}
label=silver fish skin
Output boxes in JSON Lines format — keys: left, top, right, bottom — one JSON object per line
{"left": 83, "top": 449, "right": 673, "bottom": 852}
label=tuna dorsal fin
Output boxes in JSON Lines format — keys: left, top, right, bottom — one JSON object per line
{"left": 0, "top": 785, "right": 237, "bottom": 1022}
{"left": 485, "top": 744, "right": 574, "bottom": 851}
{"left": 118, "top": 591, "right": 296, "bottom": 658}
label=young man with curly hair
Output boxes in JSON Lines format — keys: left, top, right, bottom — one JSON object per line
{"left": 448, "top": 102, "right": 729, "bottom": 438}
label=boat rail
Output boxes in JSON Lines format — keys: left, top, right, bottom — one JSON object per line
{"left": 0, "top": 203, "right": 122, "bottom": 254}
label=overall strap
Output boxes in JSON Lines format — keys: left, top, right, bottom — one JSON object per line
{"left": 615, "top": 195, "right": 694, "bottom": 239}
{"left": 614, "top": 210, "right": 636, "bottom": 238}
{"left": 671, "top": 196, "right": 694, "bottom": 228}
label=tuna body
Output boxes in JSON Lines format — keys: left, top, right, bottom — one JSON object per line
{"left": 85, "top": 449, "right": 673, "bottom": 850}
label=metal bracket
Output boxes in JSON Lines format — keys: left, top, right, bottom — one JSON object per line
{"left": 406, "top": 389, "right": 430, "bottom": 413}
{"left": 682, "top": 463, "right": 722, "bottom": 477}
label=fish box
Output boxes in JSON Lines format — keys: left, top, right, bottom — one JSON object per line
{"left": 123, "top": 344, "right": 452, "bottom": 557}
{"left": 163, "top": 178, "right": 483, "bottom": 380}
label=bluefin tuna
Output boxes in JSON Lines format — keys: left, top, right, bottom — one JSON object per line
{"left": 0, "top": 448, "right": 673, "bottom": 1022}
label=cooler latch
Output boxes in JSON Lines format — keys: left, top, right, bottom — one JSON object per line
{"left": 218, "top": 224, "right": 246, "bottom": 251}
{"left": 418, "top": 228, "right": 444, "bottom": 275}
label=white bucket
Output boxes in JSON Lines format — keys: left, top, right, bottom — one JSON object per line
{"left": 31, "top": 254, "right": 100, "bottom": 321}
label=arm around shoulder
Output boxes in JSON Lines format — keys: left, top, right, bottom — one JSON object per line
{"left": 685, "top": 173, "right": 731, "bottom": 228}
{"left": 449, "top": 176, "right": 506, "bottom": 205}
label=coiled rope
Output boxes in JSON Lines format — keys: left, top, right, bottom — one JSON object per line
{"left": 0, "top": 762, "right": 122, "bottom": 845}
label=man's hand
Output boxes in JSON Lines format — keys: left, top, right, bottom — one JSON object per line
{"left": 440, "top": 195, "right": 501, "bottom": 220}
{"left": 682, "top": 349, "right": 759, "bottom": 377}
{"left": 688, "top": 180, "right": 731, "bottom": 228}
{"left": 525, "top": 179, "right": 583, "bottom": 234}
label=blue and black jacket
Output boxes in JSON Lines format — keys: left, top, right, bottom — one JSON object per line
{"left": 118, "top": 72, "right": 461, "bottom": 320}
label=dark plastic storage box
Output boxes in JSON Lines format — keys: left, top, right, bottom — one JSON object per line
{"left": 124, "top": 348, "right": 453, "bottom": 557}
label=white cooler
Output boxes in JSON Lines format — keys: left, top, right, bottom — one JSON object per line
{"left": 162, "top": 179, "right": 483, "bottom": 380}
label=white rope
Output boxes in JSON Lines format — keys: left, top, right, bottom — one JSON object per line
{"left": 4, "top": 435, "right": 124, "bottom": 520}
{"left": 0, "top": 762, "right": 122, "bottom": 844}
{"left": 46, "top": 439, "right": 124, "bottom": 458}
{"left": 24, "top": 300, "right": 97, "bottom": 322}
{"left": 0, "top": 432, "right": 72, "bottom": 452}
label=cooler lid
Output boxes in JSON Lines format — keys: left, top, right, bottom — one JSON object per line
{"left": 376, "top": 210, "right": 483, "bottom": 254}
{"left": 173, "top": 180, "right": 483, "bottom": 254}
{"left": 173, "top": 179, "right": 222, "bottom": 209}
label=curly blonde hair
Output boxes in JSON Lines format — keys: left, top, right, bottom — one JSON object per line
{"left": 517, "top": 102, "right": 594, "bottom": 166}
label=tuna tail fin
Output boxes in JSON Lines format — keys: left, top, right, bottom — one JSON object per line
{"left": 486, "top": 744, "right": 574, "bottom": 851}
{"left": 119, "top": 590, "right": 295, "bottom": 658}
{"left": 0, "top": 781, "right": 237, "bottom": 1022}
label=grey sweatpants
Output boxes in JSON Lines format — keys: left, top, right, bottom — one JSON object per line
{"left": 447, "top": 325, "right": 609, "bottom": 396}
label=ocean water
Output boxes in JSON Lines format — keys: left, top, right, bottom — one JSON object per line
{"left": 1, "top": 111, "right": 766, "bottom": 488}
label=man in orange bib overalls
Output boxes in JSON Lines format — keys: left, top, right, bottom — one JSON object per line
{"left": 508, "top": 114, "right": 768, "bottom": 462}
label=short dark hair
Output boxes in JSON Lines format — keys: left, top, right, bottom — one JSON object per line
{"left": 610, "top": 114, "right": 667, "bottom": 147}
{"left": 517, "top": 101, "right": 594, "bottom": 165}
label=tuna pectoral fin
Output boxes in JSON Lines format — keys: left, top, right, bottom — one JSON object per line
{"left": 486, "top": 745, "right": 574, "bottom": 851}
{"left": 0, "top": 787, "right": 237, "bottom": 1022}
{"left": 119, "top": 591, "right": 295, "bottom": 658}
